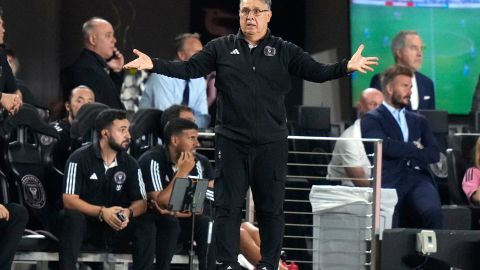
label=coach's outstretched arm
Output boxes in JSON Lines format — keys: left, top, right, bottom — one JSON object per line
{"left": 347, "top": 44, "right": 378, "bottom": 73}
{"left": 124, "top": 49, "right": 153, "bottom": 70}
{"left": 124, "top": 44, "right": 379, "bottom": 74}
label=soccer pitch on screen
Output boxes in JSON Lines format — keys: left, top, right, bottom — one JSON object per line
{"left": 350, "top": 0, "right": 480, "bottom": 114}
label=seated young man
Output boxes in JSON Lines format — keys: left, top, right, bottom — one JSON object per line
{"left": 138, "top": 118, "right": 215, "bottom": 270}
{"left": 59, "top": 109, "right": 155, "bottom": 270}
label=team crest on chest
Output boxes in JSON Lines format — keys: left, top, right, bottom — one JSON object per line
{"left": 264, "top": 46, "right": 276, "bottom": 56}
{"left": 114, "top": 171, "right": 126, "bottom": 191}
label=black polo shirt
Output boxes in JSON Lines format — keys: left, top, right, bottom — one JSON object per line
{"left": 137, "top": 145, "right": 213, "bottom": 193}
{"left": 63, "top": 142, "right": 147, "bottom": 207}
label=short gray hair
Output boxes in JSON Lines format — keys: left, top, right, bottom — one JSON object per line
{"left": 82, "top": 17, "right": 108, "bottom": 44}
{"left": 239, "top": 0, "right": 272, "bottom": 9}
{"left": 174, "top": 33, "right": 201, "bottom": 53}
{"left": 391, "top": 30, "right": 419, "bottom": 63}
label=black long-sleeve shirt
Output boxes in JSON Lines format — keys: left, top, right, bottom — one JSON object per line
{"left": 152, "top": 29, "right": 348, "bottom": 144}
{"left": 0, "top": 47, "right": 17, "bottom": 94}
{"left": 64, "top": 49, "right": 124, "bottom": 110}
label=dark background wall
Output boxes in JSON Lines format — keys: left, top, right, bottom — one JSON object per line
{"left": 305, "top": 1, "right": 351, "bottom": 120}
{"left": 0, "top": 0, "right": 351, "bottom": 118}
{"left": 1, "top": 0, "right": 61, "bottom": 109}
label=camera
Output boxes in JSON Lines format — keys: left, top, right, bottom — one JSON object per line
{"left": 116, "top": 211, "right": 126, "bottom": 222}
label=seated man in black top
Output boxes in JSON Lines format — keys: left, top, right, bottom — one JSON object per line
{"left": 0, "top": 203, "right": 28, "bottom": 269}
{"left": 51, "top": 85, "right": 95, "bottom": 171}
{"left": 59, "top": 109, "right": 154, "bottom": 270}
{"left": 138, "top": 118, "right": 215, "bottom": 270}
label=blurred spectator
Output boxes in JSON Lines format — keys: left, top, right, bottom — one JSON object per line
{"left": 140, "top": 33, "right": 208, "bottom": 125}
{"left": 462, "top": 137, "right": 480, "bottom": 205}
{"left": 50, "top": 85, "right": 94, "bottom": 171}
{"left": 160, "top": 104, "right": 195, "bottom": 129}
{"left": 370, "top": 30, "right": 435, "bottom": 110}
{"left": 327, "top": 88, "right": 383, "bottom": 187}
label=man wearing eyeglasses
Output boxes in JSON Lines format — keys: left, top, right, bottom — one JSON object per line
{"left": 370, "top": 30, "right": 435, "bottom": 110}
{"left": 124, "top": 0, "right": 378, "bottom": 269}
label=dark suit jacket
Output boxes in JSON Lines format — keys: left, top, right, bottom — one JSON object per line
{"left": 361, "top": 104, "right": 440, "bottom": 188}
{"left": 370, "top": 71, "right": 435, "bottom": 110}
{"left": 62, "top": 49, "right": 124, "bottom": 109}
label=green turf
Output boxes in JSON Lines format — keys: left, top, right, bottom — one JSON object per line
{"left": 350, "top": 4, "right": 480, "bottom": 114}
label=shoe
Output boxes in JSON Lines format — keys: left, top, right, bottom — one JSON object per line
{"left": 280, "top": 251, "right": 287, "bottom": 263}
{"left": 238, "top": 254, "right": 254, "bottom": 270}
{"left": 216, "top": 261, "right": 241, "bottom": 270}
{"left": 255, "top": 263, "right": 275, "bottom": 270}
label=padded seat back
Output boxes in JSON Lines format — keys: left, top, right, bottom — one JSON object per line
{"left": 0, "top": 104, "right": 62, "bottom": 232}
{"left": 289, "top": 106, "right": 332, "bottom": 181}
{"left": 446, "top": 148, "right": 469, "bottom": 205}
{"left": 418, "top": 109, "right": 449, "bottom": 152}
{"left": 70, "top": 102, "right": 109, "bottom": 148}
{"left": 129, "top": 108, "right": 163, "bottom": 159}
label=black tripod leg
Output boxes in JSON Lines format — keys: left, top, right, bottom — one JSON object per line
{"left": 189, "top": 213, "right": 196, "bottom": 270}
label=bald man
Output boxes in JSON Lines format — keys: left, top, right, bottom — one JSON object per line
{"left": 51, "top": 85, "right": 95, "bottom": 171}
{"left": 327, "top": 88, "right": 384, "bottom": 186}
{"left": 63, "top": 17, "right": 125, "bottom": 109}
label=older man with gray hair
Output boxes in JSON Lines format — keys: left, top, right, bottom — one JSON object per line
{"left": 370, "top": 30, "right": 435, "bottom": 110}
{"left": 140, "top": 33, "right": 208, "bottom": 120}
{"left": 125, "top": 0, "right": 378, "bottom": 268}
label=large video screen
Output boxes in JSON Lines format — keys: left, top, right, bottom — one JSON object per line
{"left": 350, "top": 0, "right": 480, "bottom": 114}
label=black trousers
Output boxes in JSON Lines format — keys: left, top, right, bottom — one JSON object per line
{"left": 0, "top": 203, "right": 28, "bottom": 270}
{"left": 153, "top": 214, "right": 179, "bottom": 270}
{"left": 58, "top": 209, "right": 155, "bottom": 270}
{"left": 213, "top": 135, "right": 287, "bottom": 270}
{"left": 153, "top": 213, "right": 215, "bottom": 270}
